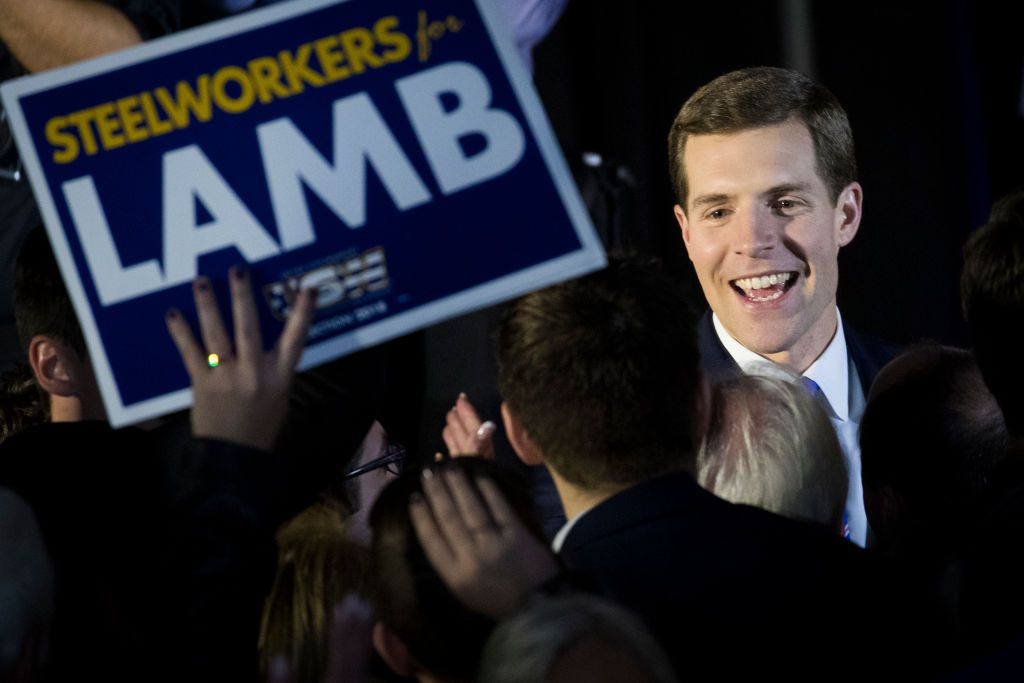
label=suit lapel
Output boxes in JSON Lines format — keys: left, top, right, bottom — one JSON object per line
{"left": 842, "top": 320, "right": 899, "bottom": 396}
{"left": 697, "top": 310, "right": 740, "bottom": 383}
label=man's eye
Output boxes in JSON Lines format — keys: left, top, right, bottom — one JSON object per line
{"left": 773, "top": 199, "right": 800, "bottom": 212}
{"left": 707, "top": 209, "right": 728, "bottom": 220}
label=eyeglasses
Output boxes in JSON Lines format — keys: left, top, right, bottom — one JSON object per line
{"left": 343, "top": 441, "right": 407, "bottom": 480}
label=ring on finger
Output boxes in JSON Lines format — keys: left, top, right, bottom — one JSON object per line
{"left": 207, "top": 351, "right": 232, "bottom": 367}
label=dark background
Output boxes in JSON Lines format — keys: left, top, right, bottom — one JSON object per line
{"left": 397, "top": 0, "right": 1024, "bottom": 458}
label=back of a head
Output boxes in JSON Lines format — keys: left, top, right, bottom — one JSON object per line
{"left": 478, "top": 593, "right": 678, "bottom": 683}
{"left": 258, "top": 502, "right": 371, "bottom": 683}
{"left": 369, "top": 459, "right": 544, "bottom": 683}
{"left": 697, "top": 370, "right": 847, "bottom": 530}
{"left": 0, "top": 487, "right": 54, "bottom": 681}
{"left": 496, "top": 256, "right": 700, "bottom": 490}
{"left": 13, "top": 227, "right": 85, "bottom": 360}
{"left": 860, "top": 344, "right": 1007, "bottom": 545}
{"left": 667, "top": 66, "right": 856, "bottom": 207}
{"left": 961, "top": 190, "right": 1024, "bottom": 438}
{"left": 0, "top": 363, "right": 48, "bottom": 444}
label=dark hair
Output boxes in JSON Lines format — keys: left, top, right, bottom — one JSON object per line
{"left": 14, "top": 227, "right": 86, "bottom": 358}
{"left": 496, "top": 255, "right": 701, "bottom": 489}
{"left": 860, "top": 344, "right": 1007, "bottom": 544}
{"left": 0, "top": 362, "right": 49, "bottom": 442}
{"left": 961, "top": 190, "right": 1024, "bottom": 437}
{"left": 369, "top": 458, "right": 544, "bottom": 683}
{"left": 668, "top": 66, "right": 857, "bottom": 207}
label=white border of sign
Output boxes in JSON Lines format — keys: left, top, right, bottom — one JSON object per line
{"left": 1, "top": 0, "right": 605, "bottom": 427}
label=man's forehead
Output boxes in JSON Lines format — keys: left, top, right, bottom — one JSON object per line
{"left": 682, "top": 120, "right": 827, "bottom": 205}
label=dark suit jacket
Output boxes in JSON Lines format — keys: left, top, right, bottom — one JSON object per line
{"left": 532, "top": 313, "right": 898, "bottom": 540}
{"left": 697, "top": 309, "right": 899, "bottom": 394}
{"left": 559, "top": 471, "right": 936, "bottom": 680}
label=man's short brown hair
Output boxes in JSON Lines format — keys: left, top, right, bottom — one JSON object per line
{"left": 668, "top": 66, "right": 857, "bottom": 208}
{"left": 496, "top": 256, "right": 701, "bottom": 490}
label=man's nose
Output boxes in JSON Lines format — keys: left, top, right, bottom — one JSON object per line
{"left": 732, "top": 206, "right": 778, "bottom": 257}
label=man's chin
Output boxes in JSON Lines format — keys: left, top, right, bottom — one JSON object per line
{"left": 724, "top": 321, "right": 800, "bottom": 357}
{"left": 739, "top": 338, "right": 794, "bottom": 358}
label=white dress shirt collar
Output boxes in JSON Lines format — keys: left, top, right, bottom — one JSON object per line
{"left": 711, "top": 309, "right": 850, "bottom": 421}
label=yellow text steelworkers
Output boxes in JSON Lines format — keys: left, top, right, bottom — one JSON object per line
{"left": 45, "top": 16, "right": 411, "bottom": 164}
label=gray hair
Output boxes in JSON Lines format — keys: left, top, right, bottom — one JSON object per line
{"left": 478, "top": 593, "right": 678, "bottom": 683}
{"left": 0, "top": 487, "right": 54, "bottom": 677}
{"left": 697, "top": 369, "right": 847, "bottom": 530}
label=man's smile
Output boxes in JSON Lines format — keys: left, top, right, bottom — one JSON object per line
{"left": 730, "top": 271, "right": 798, "bottom": 303}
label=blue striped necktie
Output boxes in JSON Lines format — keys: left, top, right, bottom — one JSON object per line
{"left": 800, "top": 375, "right": 851, "bottom": 539}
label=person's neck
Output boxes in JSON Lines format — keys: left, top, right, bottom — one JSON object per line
{"left": 49, "top": 395, "right": 106, "bottom": 423}
{"left": 548, "top": 467, "right": 630, "bottom": 521}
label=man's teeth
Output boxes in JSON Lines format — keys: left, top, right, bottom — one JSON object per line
{"left": 733, "top": 272, "right": 792, "bottom": 291}
{"left": 732, "top": 272, "right": 793, "bottom": 302}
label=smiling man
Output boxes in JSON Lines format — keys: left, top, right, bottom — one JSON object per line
{"left": 668, "top": 67, "right": 896, "bottom": 546}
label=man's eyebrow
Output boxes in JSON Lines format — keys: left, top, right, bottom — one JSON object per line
{"left": 690, "top": 193, "right": 732, "bottom": 210}
{"left": 764, "top": 182, "right": 813, "bottom": 196}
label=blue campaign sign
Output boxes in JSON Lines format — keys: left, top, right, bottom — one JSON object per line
{"left": 1, "top": 0, "right": 604, "bottom": 426}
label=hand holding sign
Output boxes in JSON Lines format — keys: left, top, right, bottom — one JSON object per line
{"left": 165, "top": 267, "right": 314, "bottom": 451}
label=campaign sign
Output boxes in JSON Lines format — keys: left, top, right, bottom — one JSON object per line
{"left": 1, "top": 0, "right": 605, "bottom": 427}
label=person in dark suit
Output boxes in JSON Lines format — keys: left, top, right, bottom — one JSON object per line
{"left": 958, "top": 189, "right": 1024, "bottom": 660}
{"left": 487, "top": 256, "right": 934, "bottom": 680}
{"left": 448, "top": 67, "right": 897, "bottom": 543}
{"left": 668, "top": 67, "right": 898, "bottom": 545}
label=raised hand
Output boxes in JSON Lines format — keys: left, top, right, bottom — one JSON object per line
{"left": 410, "top": 465, "right": 558, "bottom": 620}
{"left": 442, "top": 393, "right": 496, "bottom": 459}
{"left": 165, "top": 267, "right": 314, "bottom": 451}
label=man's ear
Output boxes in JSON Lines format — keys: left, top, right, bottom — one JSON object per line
{"left": 674, "top": 204, "right": 693, "bottom": 255}
{"left": 372, "top": 622, "right": 415, "bottom": 678}
{"left": 500, "top": 402, "right": 544, "bottom": 466}
{"left": 27, "top": 335, "right": 75, "bottom": 397}
{"left": 835, "top": 182, "right": 863, "bottom": 248}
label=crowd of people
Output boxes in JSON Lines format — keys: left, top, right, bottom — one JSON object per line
{"left": 2, "top": 2, "right": 1024, "bottom": 682}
